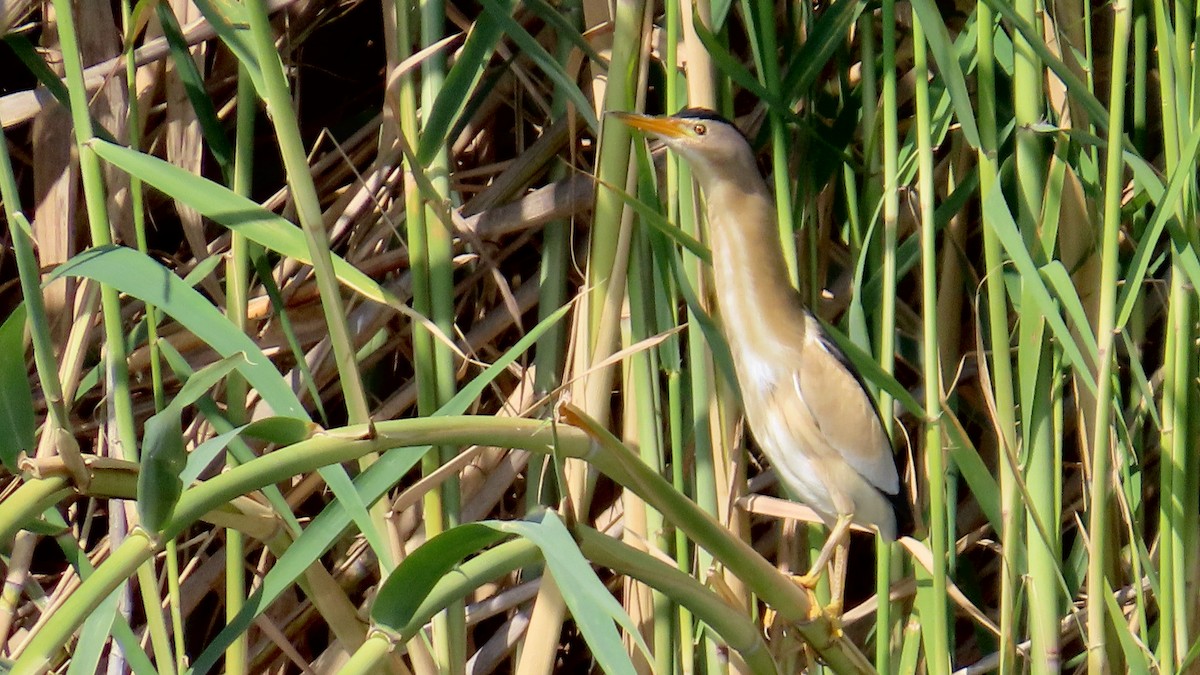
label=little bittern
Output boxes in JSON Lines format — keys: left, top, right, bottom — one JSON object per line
{"left": 615, "top": 108, "right": 914, "bottom": 603}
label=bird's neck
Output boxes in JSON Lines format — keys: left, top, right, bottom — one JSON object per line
{"left": 700, "top": 176, "right": 805, "bottom": 340}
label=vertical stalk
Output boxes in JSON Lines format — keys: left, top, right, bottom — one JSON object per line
{"left": 0, "top": 81, "right": 80, "bottom": 675}
{"left": 856, "top": 12, "right": 900, "bottom": 668}
{"left": 1160, "top": 273, "right": 1189, "bottom": 669}
{"left": 743, "top": 0, "right": 799, "bottom": 282}
{"left": 49, "top": 0, "right": 137, "bottom": 460}
{"left": 388, "top": 0, "right": 459, "bottom": 667}
{"left": 877, "top": 6, "right": 903, "bottom": 666}
{"left": 522, "top": 1, "right": 646, "bottom": 671}
{"left": 676, "top": 0, "right": 740, "bottom": 670}
{"left": 243, "top": 5, "right": 396, "bottom": 665}
{"left": 623, "top": 232, "right": 671, "bottom": 673}
{"left": 52, "top": 2, "right": 138, "bottom": 663}
{"left": 242, "top": 0, "right": 370, "bottom": 424}
{"left": 1183, "top": 294, "right": 1200, "bottom": 670}
{"left": 663, "top": 2, "right": 697, "bottom": 665}
{"left": 577, "top": 0, "right": 645, "bottom": 425}
{"left": 877, "top": 0, "right": 898, "bottom": 441}
{"left": 1174, "top": 0, "right": 1193, "bottom": 121}
{"left": 530, "top": 0, "right": 582, "bottom": 473}
{"left": 1012, "top": 1, "right": 1050, "bottom": 671}
{"left": 50, "top": 5, "right": 169, "bottom": 672}
{"left": 124, "top": 0, "right": 182, "bottom": 668}
{"left": 911, "top": 14, "right": 949, "bottom": 674}
{"left": 222, "top": 67, "right": 258, "bottom": 675}
{"left": 974, "top": 5, "right": 1020, "bottom": 669}
{"left": 418, "top": 0, "right": 464, "bottom": 667}
{"left": 1022, "top": 304, "right": 1060, "bottom": 675}
{"left": 1086, "top": 2, "right": 1132, "bottom": 670}
{"left": 1151, "top": 1, "right": 1188, "bottom": 667}
{"left": 1019, "top": 2, "right": 1065, "bottom": 657}
{"left": 0, "top": 104, "right": 70, "bottom": 449}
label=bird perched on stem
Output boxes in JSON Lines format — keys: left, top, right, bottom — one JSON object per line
{"left": 614, "top": 108, "right": 914, "bottom": 610}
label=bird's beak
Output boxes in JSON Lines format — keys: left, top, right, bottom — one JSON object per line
{"left": 610, "top": 112, "right": 690, "bottom": 139}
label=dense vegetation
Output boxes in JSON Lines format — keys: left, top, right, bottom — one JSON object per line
{"left": 1, "top": 0, "right": 1197, "bottom": 672}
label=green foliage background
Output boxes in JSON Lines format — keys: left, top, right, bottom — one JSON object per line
{"left": 0, "top": 0, "right": 1197, "bottom": 672}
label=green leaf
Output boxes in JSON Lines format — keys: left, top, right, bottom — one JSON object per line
{"left": 3, "top": 34, "right": 71, "bottom": 108}
{"left": 693, "top": 18, "right": 790, "bottom": 115}
{"left": 66, "top": 584, "right": 123, "bottom": 675}
{"left": 241, "top": 417, "right": 320, "bottom": 445}
{"left": 180, "top": 424, "right": 250, "bottom": 487}
{"left": 0, "top": 306, "right": 35, "bottom": 472}
{"left": 489, "top": 511, "right": 650, "bottom": 671}
{"left": 1180, "top": 633, "right": 1200, "bottom": 672}
{"left": 88, "top": 140, "right": 399, "bottom": 311}
{"left": 173, "top": 355, "right": 245, "bottom": 412}
{"left": 187, "top": 302, "right": 574, "bottom": 674}
{"left": 981, "top": 190, "right": 1098, "bottom": 394}
{"left": 157, "top": 342, "right": 302, "bottom": 535}
{"left": 1040, "top": 261, "right": 1098, "bottom": 357}
{"left": 2, "top": 33, "right": 119, "bottom": 144}
{"left": 317, "top": 463, "right": 394, "bottom": 570}
{"left": 155, "top": 2, "right": 234, "bottom": 179}
{"left": 189, "top": 0, "right": 265, "bottom": 93}
{"left": 782, "top": 0, "right": 868, "bottom": 101}
{"left": 372, "top": 523, "right": 509, "bottom": 632}
{"left": 137, "top": 406, "right": 186, "bottom": 532}
{"left": 475, "top": 0, "right": 598, "bottom": 131}
{"left": 1115, "top": 112, "right": 1200, "bottom": 329}
{"left": 120, "top": 0, "right": 159, "bottom": 54}
{"left": 710, "top": 0, "right": 735, "bottom": 28}
{"left": 183, "top": 252, "right": 226, "bottom": 288}
{"left": 177, "top": 417, "right": 316, "bottom": 488}
{"left": 374, "top": 511, "right": 645, "bottom": 675}
{"left": 419, "top": 3, "right": 512, "bottom": 164}
{"left": 138, "top": 355, "right": 243, "bottom": 532}
{"left": 1104, "top": 581, "right": 1153, "bottom": 671}
{"left": 602, "top": 162, "right": 711, "bottom": 262}
{"left": 522, "top": 0, "right": 605, "bottom": 68}
{"left": 939, "top": 402, "right": 1002, "bottom": 532}
{"left": 50, "top": 246, "right": 307, "bottom": 420}
{"left": 908, "top": 0, "right": 981, "bottom": 148}
{"left": 979, "top": 0, "right": 1112, "bottom": 136}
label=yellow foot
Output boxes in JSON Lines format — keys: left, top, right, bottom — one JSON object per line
{"left": 790, "top": 572, "right": 821, "bottom": 590}
{"left": 785, "top": 574, "right": 845, "bottom": 630}
{"left": 824, "top": 601, "right": 845, "bottom": 639}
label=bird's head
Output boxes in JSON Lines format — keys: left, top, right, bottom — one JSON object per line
{"left": 612, "top": 108, "right": 758, "bottom": 190}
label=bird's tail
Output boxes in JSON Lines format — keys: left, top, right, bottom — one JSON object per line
{"left": 887, "top": 489, "right": 918, "bottom": 540}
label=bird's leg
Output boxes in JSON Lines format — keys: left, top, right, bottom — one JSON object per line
{"left": 793, "top": 513, "right": 853, "bottom": 590}
{"left": 829, "top": 534, "right": 849, "bottom": 615}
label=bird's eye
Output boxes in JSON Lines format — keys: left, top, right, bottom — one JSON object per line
{"left": 693, "top": 123, "right": 707, "bottom": 135}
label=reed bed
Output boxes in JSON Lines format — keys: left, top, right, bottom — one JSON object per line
{"left": 0, "top": 0, "right": 1196, "bottom": 672}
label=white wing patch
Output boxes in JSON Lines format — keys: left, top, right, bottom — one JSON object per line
{"left": 738, "top": 348, "right": 779, "bottom": 395}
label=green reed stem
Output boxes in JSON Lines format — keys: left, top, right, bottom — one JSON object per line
{"left": 1086, "top": 2, "right": 1132, "bottom": 670}
{"left": 910, "top": 13, "right": 950, "bottom": 674}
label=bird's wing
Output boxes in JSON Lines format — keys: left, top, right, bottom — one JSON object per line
{"left": 792, "top": 314, "right": 900, "bottom": 495}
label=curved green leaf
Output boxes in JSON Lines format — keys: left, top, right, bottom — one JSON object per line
{"left": 372, "top": 523, "right": 509, "bottom": 632}
{"left": 187, "top": 302, "right": 573, "bottom": 674}
{"left": 137, "top": 407, "right": 185, "bottom": 532}
{"left": 50, "top": 246, "right": 307, "bottom": 420}
{"left": 373, "top": 511, "right": 645, "bottom": 675}
{"left": 86, "top": 140, "right": 390, "bottom": 308}
{"left": 0, "top": 306, "right": 35, "bottom": 472}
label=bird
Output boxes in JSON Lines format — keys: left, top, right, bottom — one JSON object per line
{"left": 613, "top": 107, "right": 914, "bottom": 607}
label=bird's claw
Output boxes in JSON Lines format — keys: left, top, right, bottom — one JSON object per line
{"left": 791, "top": 571, "right": 821, "bottom": 590}
{"left": 822, "top": 600, "right": 845, "bottom": 638}
{"left": 783, "top": 574, "right": 845, "bottom": 632}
